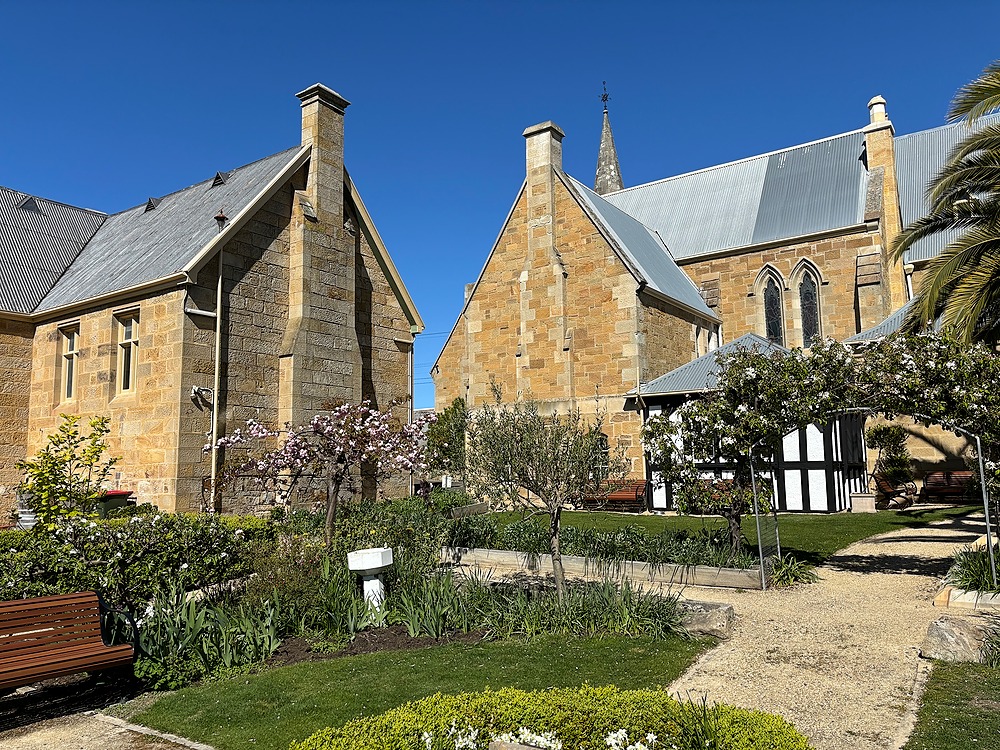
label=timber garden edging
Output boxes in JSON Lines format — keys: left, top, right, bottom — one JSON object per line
{"left": 441, "top": 546, "right": 763, "bottom": 590}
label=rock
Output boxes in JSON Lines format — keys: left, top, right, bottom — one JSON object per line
{"left": 920, "top": 615, "right": 988, "bottom": 662}
{"left": 682, "top": 600, "right": 736, "bottom": 639}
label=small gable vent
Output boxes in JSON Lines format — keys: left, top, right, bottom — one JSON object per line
{"left": 211, "top": 171, "right": 229, "bottom": 188}
{"left": 17, "top": 196, "right": 43, "bottom": 214}
{"left": 145, "top": 197, "right": 162, "bottom": 213}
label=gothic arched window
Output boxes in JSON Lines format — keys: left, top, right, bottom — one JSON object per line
{"left": 799, "top": 273, "right": 820, "bottom": 346}
{"left": 763, "top": 278, "right": 783, "bottom": 345}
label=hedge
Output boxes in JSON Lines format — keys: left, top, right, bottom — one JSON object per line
{"left": 290, "top": 685, "right": 814, "bottom": 750}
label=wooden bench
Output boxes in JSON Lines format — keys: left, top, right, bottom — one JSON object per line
{"left": 0, "top": 591, "right": 133, "bottom": 690}
{"left": 579, "top": 480, "right": 648, "bottom": 513}
{"left": 872, "top": 474, "right": 917, "bottom": 509}
{"left": 919, "top": 471, "right": 974, "bottom": 503}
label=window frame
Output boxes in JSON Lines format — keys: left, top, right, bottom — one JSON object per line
{"left": 116, "top": 311, "right": 140, "bottom": 395}
{"left": 59, "top": 324, "right": 80, "bottom": 402}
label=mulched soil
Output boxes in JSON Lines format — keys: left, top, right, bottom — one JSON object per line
{"left": 268, "top": 624, "right": 489, "bottom": 667}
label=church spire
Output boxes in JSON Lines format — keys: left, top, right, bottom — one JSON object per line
{"left": 594, "top": 82, "right": 624, "bottom": 195}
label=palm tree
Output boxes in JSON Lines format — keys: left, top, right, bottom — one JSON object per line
{"left": 892, "top": 61, "right": 1000, "bottom": 343}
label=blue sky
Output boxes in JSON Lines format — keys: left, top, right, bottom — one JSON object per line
{"left": 2, "top": 1, "right": 999, "bottom": 409}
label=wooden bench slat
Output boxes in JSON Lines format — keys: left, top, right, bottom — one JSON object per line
{"left": 0, "top": 625, "right": 106, "bottom": 653}
{"left": 0, "top": 645, "right": 133, "bottom": 689}
{"left": 0, "top": 590, "right": 133, "bottom": 690}
{"left": 0, "top": 640, "right": 118, "bottom": 669}
{"left": 0, "top": 592, "right": 100, "bottom": 614}
{"left": 0, "top": 609, "right": 101, "bottom": 630}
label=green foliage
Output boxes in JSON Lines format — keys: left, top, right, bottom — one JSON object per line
{"left": 16, "top": 414, "right": 118, "bottom": 529}
{"left": 448, "top": 515, "right": 757, "bottom": 569}
{"left": 981, "top": 615, "right": 1000, "bottom": 668}
{"left": 769, "top": 554, "right": 820, "bottom": 587}
{"left": 0, "top": 513, "right": 269, "bottom": 609}
{"left": 289, "top": 686, "right": 813, "bottom": 750}
{"left": 466, "top": 395, "right": 631, "bottom": 599}
{"left": 945, "top": 544, "right": 1000, "bottom": 593}
{"left": 125, "top": 585, "right": 281, "bottom": 690}
{"left": 866, "top": 424, "right": 914, "bottom": 486}
{"left": 891, "top": 60, "right": 1000, "bottom": 344}
{"left": 426, "top": 397, "right": 468, "bottom": 479}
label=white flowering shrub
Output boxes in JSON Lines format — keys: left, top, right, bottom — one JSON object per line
{"left": 643, "top": 331, "right": 1000, "bottom": 553}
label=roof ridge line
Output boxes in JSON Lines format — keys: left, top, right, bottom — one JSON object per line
{"left": 0, "top": 185, "right": 107, "bottom": 217}
{"left": 605, "top": 127, "right": 866, "bottom": 197}
{"left": 895, "top": 111, "right": 1000, "bottom": 142}
{"left": 106, "top": 145, "right": 300, "bottom": 217}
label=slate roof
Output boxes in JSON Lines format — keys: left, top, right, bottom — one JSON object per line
{"left": 895, "top": 113, "right": 1000, "bottom": 265}
{"left": 36, "top": 147, "right": 301, "bottom": 312}
{"left": 634, "top": 332, "right": 788, "bottom": 396}
{"left": 601, "top": 131, "right": 868, "bottom": 260}
{"left": 564, "top": 175, "right": 716, "bottom": 319}
{"left": 0, "top": 187, "right": 106, "bottom": 313}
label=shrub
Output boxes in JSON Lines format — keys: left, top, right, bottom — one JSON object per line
{"left": 0, "top": 513, "right": 270, "bottom": 609}
{"left": 946, "top": 544, "right": 1000, "bottom": 594}
{"left": 769, "top": 554, "right": 820, "bottom": 587}
{"left": 981, "top": 615, "right": 1000, "bottom": 668}
{"left": 289, "top": 686, "right": 814, "bottom": 750}
{"left": 865, "top": 424, "right": 914, "bottom": 487}
{"left": 124, "top": 585, "right": 281, "bottom": 690}
{"left": 16, "top": 414, "right": 118, "bottom": 529}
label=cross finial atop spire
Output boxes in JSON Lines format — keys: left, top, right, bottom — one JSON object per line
{"left": 594, "top": 82, "right": 623, "bottom": 195}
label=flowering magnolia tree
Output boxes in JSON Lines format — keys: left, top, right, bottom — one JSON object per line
{"left": 642, "top": 331, "right": 1000, "bottom": 553}
{"left": 216, "top": 401, "right": 435, "bottom": 547}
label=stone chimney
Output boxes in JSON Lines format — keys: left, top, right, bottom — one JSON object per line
{"left": 863, "top": 94, "right": 907, "bottom": 312}
{"left": 280, "top": 84, "right": 359, "bottom": 426}
{"left": 523, "top": 121, "right": 565, "bottom": 174}
{"left": 296, "top": 83, "right": 350, "bottom": 220}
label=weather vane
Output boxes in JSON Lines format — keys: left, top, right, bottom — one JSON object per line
{"left": 601, "top": 81, "right": 610, "bottom": 112}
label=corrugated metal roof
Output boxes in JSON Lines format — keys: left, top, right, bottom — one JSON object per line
{"left": 895, "top": 114, "right": 1000, "bottom": 264}
{"left": 636, "top": 332, "right": 787, "bottom": 396}
{"left": 602, "top": 131, "right": 867, "bottom": 259}
{"left": 37, "top": 147, "right": 301, "bottom": 312}
{"left": 565, "top": 175, "right": 716, "bottom": 319}
{"left": 0, "top": 188, "right": 105, "bottom": 313}
{"left": 843, "top": 301, "right": 914, "bottom": 343}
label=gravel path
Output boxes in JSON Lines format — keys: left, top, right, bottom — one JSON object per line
{"left": 669, "top": 511, "right": 987, "bottom": 750}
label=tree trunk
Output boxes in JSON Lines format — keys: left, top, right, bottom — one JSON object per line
{"left": 549, "top": 505, "right": 565, "bottom": 604}
{"left": 325, "top": 476, "right": 341, "bottom": 550}
{"left": 722, "top": 508, "right": 743, "bottom": 556}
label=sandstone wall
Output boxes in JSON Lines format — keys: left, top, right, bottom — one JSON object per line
{"left": 27, "top": 289, "right": 186, "bottom": 511}
{"left": 679, "top": 228, "right": 889, "bottom": 345}
{"left": 0, "top": 319, "right": 34, "bottom": 514}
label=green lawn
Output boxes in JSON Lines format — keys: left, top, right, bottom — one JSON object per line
{"left": 903, "top": 662, "right": 1000, "bottom": 750}
{"left": 491, "top": 504, "right": 975, "bottom": 564}
{"left": 130, "top": 634, "right": 705, "bottom": 750}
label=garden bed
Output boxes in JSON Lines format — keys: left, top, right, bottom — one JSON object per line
{"left": 442, "top": 546, "right": 763, "bottom": 589}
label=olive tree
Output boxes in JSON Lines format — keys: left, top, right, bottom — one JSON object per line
{"left": 466, "top": 397, "right": 630, "bottom": 601}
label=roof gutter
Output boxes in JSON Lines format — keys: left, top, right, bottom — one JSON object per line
{"left": 29, "top": 273, "right": 189, "bottom": 323}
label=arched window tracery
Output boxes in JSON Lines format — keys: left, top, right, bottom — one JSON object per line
{"left": 764, "top": 277, "right": 783, "bottom": 345}
{"left": 799, "top": 273, "right": 820, "bottom": 346}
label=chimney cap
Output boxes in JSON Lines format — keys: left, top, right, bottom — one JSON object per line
{"left": 522, "top": 121, "right": 566, "bottom": 141}
{"left": 296, "top": 83, "right": 351, "bottom": 114}
{"left": 867, "top": 95, "right": 887, "bottom": 109}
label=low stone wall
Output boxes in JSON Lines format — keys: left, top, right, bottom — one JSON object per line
{"left": 441, "top": 546, "right": 762, "bottom": 590}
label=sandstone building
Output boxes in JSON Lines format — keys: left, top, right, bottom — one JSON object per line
{"left": 433, "top": 96, "right": 977, "bottom": 490}
{"left": 0, "top": 84, "right": 423, "bottom": 514}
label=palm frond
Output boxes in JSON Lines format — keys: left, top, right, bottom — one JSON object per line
{"left": 949, "top": 61, "right": 1000, "bottom": 123}
{"left": 939, "top": 256, "right": 1000, "bottom": 341}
